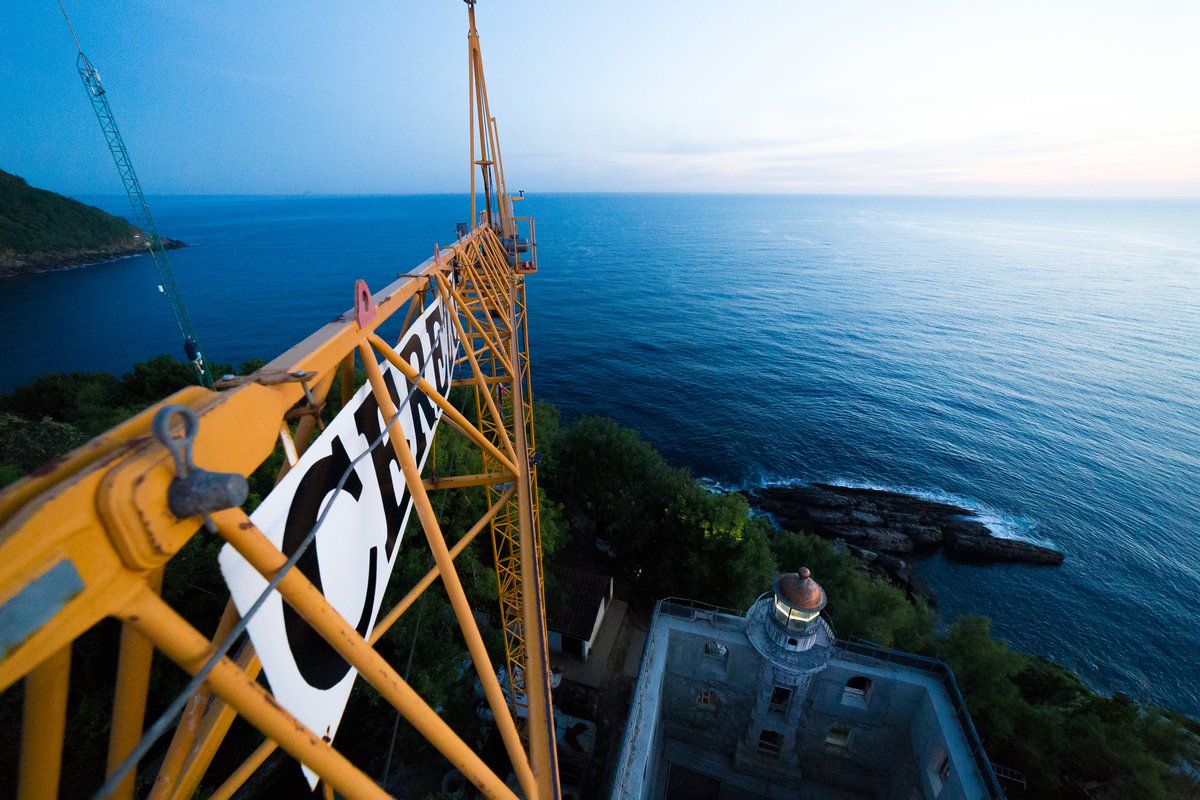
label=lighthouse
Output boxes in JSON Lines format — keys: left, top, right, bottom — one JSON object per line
{"left": 739, "top": 566, "right": 837, "bottom": 772}
{"left": 768, "top": 567, "right": 829, "bottom": 651}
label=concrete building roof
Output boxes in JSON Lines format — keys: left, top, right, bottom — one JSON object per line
{"left": 612, "top": 597, "right": 1006, "bottom": 800}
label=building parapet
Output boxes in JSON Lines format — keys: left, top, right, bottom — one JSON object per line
{"left": 838, "top": 639, "right": 1007, "bottom": 800}
{"left": 612, "top": 598, "right": 1007, "bottom": 800}
{"left": 658, "top": 596, "right": 750, "bottom": 630}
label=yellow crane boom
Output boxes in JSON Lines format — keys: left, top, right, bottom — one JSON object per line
{"left": 0, "top": 5, "right": 557, "bottom": 799}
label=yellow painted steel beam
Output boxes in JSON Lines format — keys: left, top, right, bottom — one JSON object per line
{"left": 507, "top": 284, "right": 560, "bottom": 800}
{"left": 461, "top": 243, "right": 529, "bottom": 719}
{"left": 423, "top": 471, "right": 513, "bottom": 490}
{"left": 431, "top": 273, "right": 516, "bottom": 441}
{"left": 202, "top": 486, "right": 516, "bottom": 800}
{"left": 210, "top": 738, "right": 274, "bottom": 800}
{"left": 152, "top": 640, "right": 260, "bottom": 800}
{"left": 452, "top": 375, "right": 510, "bottom": 386}
{"left": 358, "top": 341, "right": 538, "bottom": 799}
{"left": 148, "top": 599, "right": 241, "bottom": 800}
{"left": 438, "top": 271, "right": 515, "bottom": 378}
{"left": 366, "top": 331, "right": 518, "bottom": 474}
{"left": 106, "top": 567, "right": 164, "bottom": 800}
{"left": 17, "top": 645, "right": 71, "bottom": 800}
{"left": 212, "top": 508, "right": 522, "bottom": 800}
{"left": 121, "top": 588, "right": 394, "bottom": 800}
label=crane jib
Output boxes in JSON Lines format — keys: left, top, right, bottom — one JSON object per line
{"left": 219, "top": 295, "right": 459, "bottom": 788}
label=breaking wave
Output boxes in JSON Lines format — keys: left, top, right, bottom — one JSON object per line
{"left": 712, "top": 474, "right": 1058, "bottom": 549}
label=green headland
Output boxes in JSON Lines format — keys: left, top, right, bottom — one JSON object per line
{"left": 0, "top": 168, "right": 182, "bottom": 277}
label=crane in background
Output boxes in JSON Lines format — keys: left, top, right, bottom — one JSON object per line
{"left": 57, "top": 1, "right": 213, "bottom": 387}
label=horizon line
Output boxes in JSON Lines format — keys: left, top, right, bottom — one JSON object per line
{"left": 67, "top": 189, "right": 1200, "bottom": 201}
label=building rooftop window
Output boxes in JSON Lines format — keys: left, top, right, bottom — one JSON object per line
{"left": 757, "top": 729, "right": 782, "bottom": 757}
{"left": 769, "top": 685, "right": 792, "bottom": 713}
{"left": 825, "top": 725, "right": 851, "bottom": 752}
{"left": 842, "top": 676, "right": 872, "bottom": 709}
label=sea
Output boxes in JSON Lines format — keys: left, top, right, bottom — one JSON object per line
{"left": 1, "top": 193, "right": 1197, "bottom": 715}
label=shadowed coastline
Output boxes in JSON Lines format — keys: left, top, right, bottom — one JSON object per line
{"left": 0, "top": 168, "right": 185, "bottom": 277}
{"left": 749, "top": 483, "right": 1066, "bottom": 565}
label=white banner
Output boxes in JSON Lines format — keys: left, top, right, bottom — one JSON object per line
{"left": 218, "top": 295, "right": 459, "bottom": 785}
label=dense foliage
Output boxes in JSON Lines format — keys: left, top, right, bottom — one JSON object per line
{"left": 541, "top": 415, "right": 776, "bottom": 609}
{"left": 935, "top": 617, "right": 1197, "bottom": 800}
{"left": 0, "top": 169, "right": 137, "bottom": 255}
{"left": 0, "top": 355, "right": 258, "bottom": 488}
{"left": 0, "top": 360, "right": 1195, "bottom": 799}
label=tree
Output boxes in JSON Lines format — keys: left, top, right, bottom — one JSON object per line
{"left": 936, "top": 616, "right": 1025, "bottom": 744}
{"left": 541, "top": 415, "right": 673, "bottom": 562}
{"left": 769, "top": 530, "right": 935, "bottom": 650}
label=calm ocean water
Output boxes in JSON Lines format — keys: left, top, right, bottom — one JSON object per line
{"left": 1, "top": 193, "right": 1198, "bottom": 714}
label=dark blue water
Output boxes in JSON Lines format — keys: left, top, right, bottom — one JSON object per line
{"left": 2, "top": 194, "right": 1198, "bottom": 715}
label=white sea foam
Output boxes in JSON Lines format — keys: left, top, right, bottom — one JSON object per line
{"left": 697, "top": 477, "right": 741, "bottom": 495}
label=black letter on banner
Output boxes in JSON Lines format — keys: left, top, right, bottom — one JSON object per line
{"left": 398, "top": 335, "right": 438, "bottom": 463}
{"left": 280, "top": 437, "right": 379, "bottom": 690}
{"left": 425, "top": 305, "right": 448, "bottom": 396}
{"left": 353, "top": 370, "right": 410, "bottom": 559}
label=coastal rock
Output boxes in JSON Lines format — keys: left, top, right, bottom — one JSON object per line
{"left": 748, "top": 481, "right": 1065, "bottom": 593}
{"left": 806, "top": 508, "right": 850, "bottom": 524}
{"left": 0, "top": 237, "right": 186, "bottom": 277}
{"left": 850, "top": 510, "right": 884, "bottom": 526}
{"left": 905, "top": 571, "right": 937, "bottom": 605}
{"left": 893, "top": 523, "right": 943, "bottom": 546}
{"left": 786, "top": 486, "right": 854, "bottom": 509}
{"left": 834, "top": 526, "right": 914, "bottom": 553}
{"left": 843, "top": 543, "right": 878, "bottom": 562}
{"left": 842, "top": 545, "right": 937, "bottom": 605}
{"left": 944, "top": 529, "right": 1065, "bottom": 565}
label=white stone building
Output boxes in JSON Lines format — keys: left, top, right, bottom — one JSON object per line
{"left": 611, "top": 568, "right": 1005, "bottom": 800}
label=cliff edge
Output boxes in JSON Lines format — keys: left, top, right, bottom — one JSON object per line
{"left": 0, "top": 169, "right": 183, "bottom": 277}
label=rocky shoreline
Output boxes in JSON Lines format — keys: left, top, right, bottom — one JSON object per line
{"left": 747, "top": 483, "right": 1065, "bottom": 603}
{"left": 0, "top": 236, "right": 185, "bottom": 278}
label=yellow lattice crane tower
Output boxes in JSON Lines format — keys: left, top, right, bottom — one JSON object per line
{"left": 0, "top": 4, "right": 559, "bottom": 799}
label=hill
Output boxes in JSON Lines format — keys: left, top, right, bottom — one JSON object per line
{"left": 0, "top": 169, "right": 182, "bottom": 277}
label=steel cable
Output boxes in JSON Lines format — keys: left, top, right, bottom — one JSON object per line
{"left": 93, "top": 345, "right": 429, "bottom": 800}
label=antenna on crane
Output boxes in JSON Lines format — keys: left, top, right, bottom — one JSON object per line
{"left": 56, "top": 0, "right": 214, "bottom": 387}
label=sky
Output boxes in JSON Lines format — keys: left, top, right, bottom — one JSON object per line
{"left": 2, "top": 0, "right": 1199, "bottom": 196}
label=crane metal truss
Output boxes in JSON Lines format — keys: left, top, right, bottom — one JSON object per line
{"left": 71, "top": 44, "right": 212, "bottom": 387}
{"left": 463, "top": 2, "right": 548, "bottom": 747}
{"left": 0, "top": 7, "right": 557, "bottom": 800}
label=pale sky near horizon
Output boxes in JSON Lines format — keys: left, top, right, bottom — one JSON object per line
{"left": 3, "top": 0, "right": 1198, "bottom": 196}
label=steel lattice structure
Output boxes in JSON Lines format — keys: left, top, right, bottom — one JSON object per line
{"left": 0, "top": 6, "right": 557, "bottom": 800}
{"left": 69, "top": 31, "right": 212, "bottom": 385}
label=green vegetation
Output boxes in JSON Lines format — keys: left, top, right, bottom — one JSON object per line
{"left": 542, "top": 416, "right": 775, "bottom": 609}
{"left": 539, "top": 415, "right": 1198, "bottom": 800}
{"left": 0, "top": 169, "right": 136, "bottom": 256}
{"left": 0, "top": 355, "right": 260, "bottom": 488}
{"left": 1, "top": 359, "right": 1196, "bottom": 799}
{"left": 934, "top": 618, "right": 1197, "bottom": 799}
